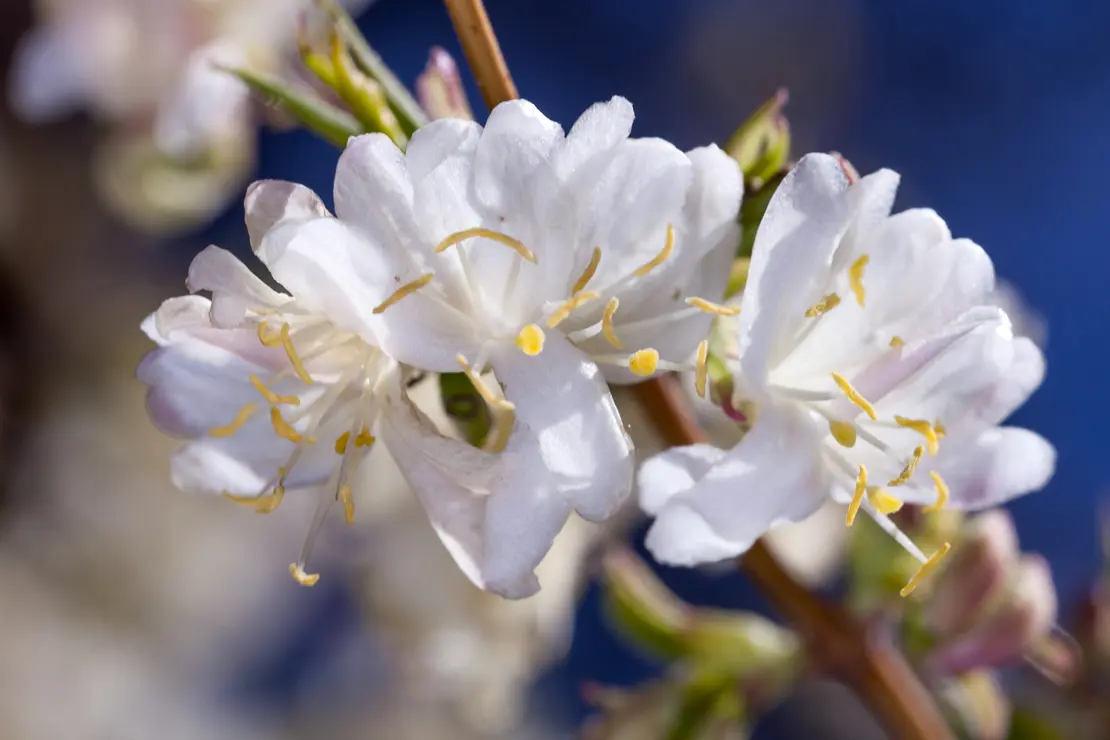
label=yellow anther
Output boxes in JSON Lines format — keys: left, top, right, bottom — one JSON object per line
{"left": 831, "top": 372, "right": 877, "bottom": 420}
{"left": 572, "top": 247, "right": 602, "bottom": 295}
{"left": 334, "top": 431, "right": 350, "bottom": 455}
{"left": 829, "top": 420, "right": 857, "bottom": 448}
{"left": 224, "top": 486, "right": 285, "bottom": 514}
{"left": 456, "top": 354, "right": 515, "bottom": 411}
{"left": 900, "top": 542, "right": 952, "bottom": 597}
{"left": 354, "top": 426, "right": 375, "bottom": 447}
{"left": 257, "top": 321, "right": 283, "bottom": 347}
{"left": 270, "top": 407, "right": 303, "bottom": 443}
{"left": 515, "top": 323, "right": 546, "bottom": 356}
{"left": 934, "top": 419, "right": 947, "bottom": 439}
{"left": 372, "top": 273, "right": 434, "bottom": 314}
{"left": 628, "top": 348, "right": 659, "bottom": 377}
{"left": 889, "top": 335, "right": 905, "bottom": 348}
{"left": 289, "top": 563, "right": 320, "bottom": 587}
{"left": 924, "top": 471, "right": 950, "bottom": 513}
{"left": 633, "top": 224, "right": 675, "bottom": 277}
{"left": 888, "top": 445, "right": 924, "bottom": 487}
{"left": 848, "top": 254, "right": 869, "bottom": 307}
{"left": 867, "top": 487, "right": 904, "bottom": 515}
{"left": 894, "top": 415, "right": 939, "bottom": 456}
{"left": 279, "top": 323, "right": 313, "bottom": 384}
{"left": 434, "top": 227, "right": 537, "bottom": 263}
{"left": 338, "top": 484, "right": 355, "bottom": 525}
{"left": 209, "top": 404, "right": 258, "bottom": 437}
{"left": 846, "top": 464, "right": 868, "bottom": 526}
{"left": 805, "top": 293, "right": 841, "bottom": 318}
{"left": 250, "top": 373, "right": 300, "bottom": 406}
{"left": 546, "top": 290, "right": 600, "bottom": 328}
{"left": 694, "top": 340, "right": 709, "bottom": 399}
{"left": 685, "top": 296, "right": 741, "bottom": 317}
{"left": 602, "top": 297, "right": 623, "bottom": 349}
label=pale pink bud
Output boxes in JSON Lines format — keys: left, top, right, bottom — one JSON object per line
{"left": 416, "top": 47, "right": 474, "bottom": 121}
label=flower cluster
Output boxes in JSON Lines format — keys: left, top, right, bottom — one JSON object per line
{"left": 140, "top": 95, "right": 1053, "bottom": 599}
{"left": 140, "top": 97, "right": 743, "bottom": 597}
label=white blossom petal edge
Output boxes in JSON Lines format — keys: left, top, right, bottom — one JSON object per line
{"left": 639, "top": 153, "right": 1054, "bottom": 591}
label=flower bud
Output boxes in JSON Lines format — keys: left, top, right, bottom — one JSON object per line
{"left": 924, "top": 509, "right": 1019, "bottom": 636}
{"left": 724, "top": 89, "right": 791, "bottom": 184}
{"left": 930, "top": 554, "right": 1057, "bottom": 675}
{"left": 416, "top": 47, "right": 475, "bottom": 121}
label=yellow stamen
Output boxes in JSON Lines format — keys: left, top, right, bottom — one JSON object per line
{"left": 456, "top": 354, "right": 515, "bottom": 411}
{"left": 924, "top": 471, "right": 949, "bottom": 513}
{"left": 633, "top": 224, "right": 675, "bottom": 277}
{"left": 334, "top": 431, "right": 350, "bottom": 455}
{"left": 846, "top": 464, "right": 867, "bottom": 526}
{"left": 894, "top": 415, "right": 939, "bottom": 456}
{"left": 209, "top": 404, "right": 258, "bottom": 437}
{"left": 515, "top": 323, "right": 545, "bottom": 356}
{"left": 434, "top": 227, "right": 536, "bottom": 263}
{"left": 685, "top": 297, "right": 741, "bottom": 317}
{"left": 694, "top": 340, "right": 709, "bottom": 399}
{"left": 338, "top": 484, "right": 355, "bottom": 525}
{"left": 934, "top": 419, "right": 947, "bottom": 439}
{"left": 257, "top": 321, "right": 283, "bottom": 347}
{"left": 372, "top": 273, "right": 434, "bottom": 314}
{"left": 628, "top": 348, "right": 659, "bottom": 377}
{"left": 572, "top": 247, "right": 602, "bottom": 294}
{"left": 270, "top": 407, "right": 303, "bottom": 443}
{"left": 602, "top": 298, "right": 623, "bottom": 349}
{"left": 289, "top": 563, "right": 320, "bottom": 587}
{"left": 805, "top": 293, "right": 841, "bottom": 318}
{"left": 868, "top": 487, "right": 904, "bottom": 515}
{"left": 279, "top": 323, "right": 313, "bottom": 384}
{"left": 483, "top": 406, "right": 515, "bottom": 453}
{"left": 889, "top": 335, "right": 905, "bottom": 348}
{"left": 250, "top": 373, "right": 300, "bottom": 406}
{"left": 888, "top": 445, "right": 924, "bottom": 487}
{"left": 224, "top": 486, "right": 285, "bottom": 514}
{"left": 546, "top": 290, "right": 600, "bottom": 328}
{"left": 829, "top": 420, "right": 857, "bottom": 448}
{"left": 354, "top": 426, "right": 375, "bottom": 447}
{"left": 900, "top": 543, "right": 952, "bottom": 597}
{"left": 848, "top": 254, "right": 869, "bottom": 307}
{"left": 830, "top": 372, "right": 877, "bottom": 420}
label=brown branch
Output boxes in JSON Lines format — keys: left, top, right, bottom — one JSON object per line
{"left": 441, "top": 2, "right": 953, "bottom": 737}
{"left": 442, "top": 0, "right": 517, "bottom": 110}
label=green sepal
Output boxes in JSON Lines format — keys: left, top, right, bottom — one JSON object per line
{"left": 438, "top": 372, "right": 492, "bottom": 448}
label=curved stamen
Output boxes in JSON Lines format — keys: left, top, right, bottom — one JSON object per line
{"left": 457, "top": 353, "right": 515, "bottom": 411}
{"left": 887, "top": 445, "right": 923, "bottom": 487}
{"left": 209, "top": 403, "right": 257, "bottom": 437}
{"left": 846, "top": 464, "right": 867, "bottom": 526}
{"left": 601, "top": 298, "right": 622, "bottom": 349}
{"left": 434, "top": 227, "right": 537, "bottom": 263}
{"left": 250, "top": 374, "right": 300, "bottom": 406}
{"left": 281, "top": 324, "right": 314, "bottom": 384}
{"left": 289, "top": 563, "right": 320, "bottom": 587}
{"left": 868, "top": 487, "right": 903, "bottom": 514}
{"left": 923, "top": 471, "right": 949, "bottom": 513}
{"left": 572, "top": 247, "right": 602, "bottom": 294}
{"left": 694, "top": 340, "right": 709, "bottom": 399}
{"left": 633, "top": 224, "right": 675, "bottom": 277}
{"left": 900, "top": 543, "right": 951, "bottom": 597}
{"left": 686, "top": 297, "right": 741, "bottom": 317}
{"left": 893, "top": 415, "right": 940, "bottom": 456}
{"left": 849, "top": 254, "right": 869, "bottom": 307}
{"left": 546, "top": 291, "right": 600, "bottom": 329}
{"left": 373, "top": 273, "right": 434, "bottom": 314}
{"left": 830, "top": 372, "right": 877, "bottom": 420}
{"left": 805, "top": 293, "right": 841, "bottom": 318}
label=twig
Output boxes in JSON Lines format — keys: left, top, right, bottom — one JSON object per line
{"left": 440, "top": 1, "right": 953, "bottom": 737}
{"left": 442, "top": 0, "right": 517, "bottom": 110}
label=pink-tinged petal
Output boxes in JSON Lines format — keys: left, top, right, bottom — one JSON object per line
{"left": 244, "top": 179, "right": 330, "bottom": 252}
{"left": 737, "top": 153, "right": 851, "bottom": 398}
{"left": 186, "top": 246, "right": 289, "bottom": 327}
{"left": 929, "top": 426, "right": 1056, "bottom": 510}
{"left": 642, "top": 403, "right": 830, "bottom": 566}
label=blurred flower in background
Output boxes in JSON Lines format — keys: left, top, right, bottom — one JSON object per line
{"left": 8, "top": 0, "right": 371, "bottom": 233}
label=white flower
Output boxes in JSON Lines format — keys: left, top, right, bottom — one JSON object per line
{"left": 139, "top": 180, "right": 397, "bottom": 586}
{"left": 282, "top": 96, "right": 737, "bottom": 596}
{"left": 639, "top": 153, "right": 1054, "bottom": 592}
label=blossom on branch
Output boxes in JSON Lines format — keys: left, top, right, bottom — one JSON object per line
{"left": 639, "top": 153, "right": 1054, "bottom": 595}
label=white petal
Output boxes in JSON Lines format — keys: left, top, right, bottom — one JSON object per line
{"left": 932, "top": 427, "right": 1056, "bottom": 509}
{"left": 642, "top": 403, "right": 830, "bottom": 565}
{"left": 480, "top": 333, "right": 633, "bottom": 594}
{"left": 405, "top": 117, "right": 482, "bottom": 184}
{"left": 832, "top": 168, "right": 900, "bottom": 272}
{"left": 472, "top": 99, "right": 564, "bottom": 219}
{"left": 334, "top": 134, "right": 427, "bottom": 259}
{"left": 737, "top": 153, "right": 851, "bottom": 397}
{"left": 638, "top": 444, "right": 727, "bottom": 514}
{"left": 244, "top": 180, "right": 330, "bottom": 252}
{"left": 186, "top": 246, "right": 289, "bottom": 327}
{"left": 555, "top": 96, "right": 635, "bottom": 177}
